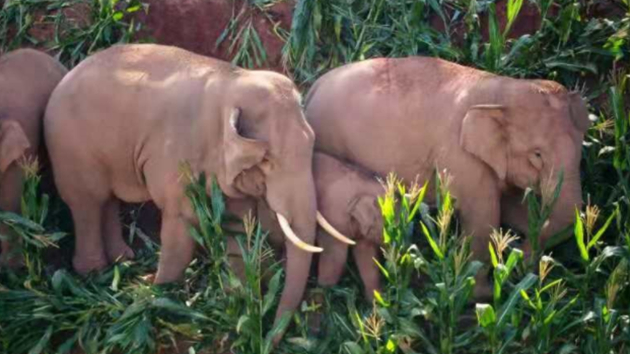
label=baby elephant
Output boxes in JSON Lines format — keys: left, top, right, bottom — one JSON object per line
{"left": 227, "top": 153, "right": 385, "bottom": 300}
{"left": 313, "top": 153, "right": 384, "bottom": 301}
{"left": 0, "top": 49, "right": 67, "bottom": 267}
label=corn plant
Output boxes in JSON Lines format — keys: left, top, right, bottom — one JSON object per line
{"left": 0, "top": 158, "right": 66, "bottom": 280}
{"left": 0, "top": 0, "right": 48, "bottom": 51}
{"left": 49, "top": 0, "right": 146, "bottom": 67}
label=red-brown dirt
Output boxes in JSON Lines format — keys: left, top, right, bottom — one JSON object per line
{"left": 136, "top": 0, "right": 295, "bottom": 72}
{"left": 429, "top": 0, "right": 544, "bottom": 45}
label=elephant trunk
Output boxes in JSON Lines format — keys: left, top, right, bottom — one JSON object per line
{"left": 265, "top": 171, "right": 318, "bottom": 334}
{"left": 539, "top": 170, "right": 583, "bottom": 248}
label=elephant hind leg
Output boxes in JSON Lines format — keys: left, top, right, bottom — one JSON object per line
{"left": 69, "top": 198, "right": 109, "bottom": 275}
{"left": 53, "top": 160, "right": 111, "bottom": 275}
{"left": 102, "top": 198, "right": 134, "bottom": 263}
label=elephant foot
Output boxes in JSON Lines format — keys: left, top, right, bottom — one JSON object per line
{"left": 154, "top": 267, "right": 185, "bottom": 284}
{"left": 306, "top": 289, "right": 326, "bottom": 335}
{"left": 105, "top": 241, "right": 135, "bottom": 263}
{"left": 73, "top": 254, "right": 108, "bottom": 275}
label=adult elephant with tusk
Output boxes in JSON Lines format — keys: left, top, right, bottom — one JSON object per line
{"left": 305, "top": 57, "right": 590, "bottom": 299}
{"left": 43, "top": 44, "right": 346, "bottom": 337}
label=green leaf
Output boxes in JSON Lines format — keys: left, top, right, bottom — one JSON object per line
{"left": 574, "top": 208, "right": 589, "bottom": 261}
{"left": 385, "top": 338, "right": 397, "bottom": 353}
{"left": 543, "top": 60, "right": 597, "bottom": 74}
{"left": 263, "top": 312, "right": 291, "bottom": 354}
{"left": 497, "top": 273, "right": 538, "bottom": 327}
{"left": 374, "top": 258, "right": 390, "bottom": 280}
{"left": 112, "top": 11, "right": 123, "bottom": 21}
{"left": 489, "top": 242, "right": 499, "bottom": 268}
{"left": 152, "top": 298, "right": 210, "bottom": 321}
{"left": 421, "top": 221, "right": 444, "bottom": 259}
{"left": 29, "top": 326, "right": 53, "bottom": 354}
{"left": 111, "top": 265, "right": 120, "bottom": 292}
{"left": 505, "top": 248, "right": 523, "bottom": 274}
{"left": 236, "top": 315, "right": 250, "bottom": 334}
{"left": 374, "top": 290, "right": 389, "bottom": 307}
{"left": 407, "top": 181, "right": 429, "bottom": 222}
{"left": 587, "top": 209, "right": 616, "bottom": 250}
{"left": 343, "top": 342, "right": 365, "bottom": 354}
{"left": 504, "top": 0, "right": 524, "bottom": 36}
{"left": 486, "top": 3, "right": 503, "bottom": 71}
{"left": 262, "top": 269, "right": 283, "bottom": 316}
{"left": 476, "top": 303, "right": 496, "bottom": 328}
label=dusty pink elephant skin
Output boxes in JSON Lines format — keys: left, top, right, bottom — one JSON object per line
{"left": 311, "top": 153, "right": 384, "bottom": 301}
{"left": 0, "top": 49, "right": 67, "bottom": 268}
{"left": 43, "top": 43, "right": 326, "bottom": 333}
{"left": 305, "top": 57, "right": 590, "bottom": 299}
{"left": 226, "top": 152, "right": 385, "bottom": 301}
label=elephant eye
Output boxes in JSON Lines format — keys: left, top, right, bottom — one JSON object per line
{"left": 529, "top": 150, "right": 544, "bottom": 170}
{"left": 259, "top": 158, "right": 274, "bottom": 173}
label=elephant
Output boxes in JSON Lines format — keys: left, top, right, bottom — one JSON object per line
{"left": 0, "top": 49, "right": 67, "bottom": 268}
{"left": 305, "top": 57, "right": 590, "bottom": 298}
{"left": 226, "top": 152, "right": 384, "bottom": 301}
{"left": 43, "top": 44, "right": 347, "bottom": 331}
{"left": 311, "top": 152, "right": 384, "bottom": 301}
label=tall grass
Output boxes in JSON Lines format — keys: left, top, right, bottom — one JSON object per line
{"left": 1, "top": 0, "right": 630, "bottom": 353}
{"left": 0, "top": 0, "right": 147, "bottom": 68}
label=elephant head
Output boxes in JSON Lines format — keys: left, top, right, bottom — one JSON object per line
{"left": 460, "top": 79, "right": 590, "bottom": 250}
{"left": 214, "top": 72, "right": 351, "bottom": 324}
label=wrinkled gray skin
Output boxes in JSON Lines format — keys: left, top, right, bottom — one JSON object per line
{"left": 44, "top": 44, "right": 318, "bottom": 332}
{"left": 306, "top": 57, "right": 590, "bottom": 299}
{"left": 0, "top": 49, "right": 67, "bottom": 268}
{"left": 227, "top": 153, "right": 385, "bottom": 301}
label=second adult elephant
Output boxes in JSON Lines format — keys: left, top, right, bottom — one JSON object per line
{"left": 44, "top": 44, "right": 346, "bottom": 331}
{"left": 306, "top": 57, "right": 589, "bottom": 297}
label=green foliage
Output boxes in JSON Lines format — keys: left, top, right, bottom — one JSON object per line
{"left": 285, "top": 0, "right": 628, "bottom": 84}
{"left": 0, "top": 0, "right": 146, "bottom": 68}
{"left": 2, "top": 0, "right": 630, "bottom": 353}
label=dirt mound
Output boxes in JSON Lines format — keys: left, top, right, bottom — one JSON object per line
{"left": 137, "top": 0, "right": 294, "bottom": 72}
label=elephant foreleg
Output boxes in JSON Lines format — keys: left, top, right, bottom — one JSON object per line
{"left": 317, "top": 230, "right": 349, "bottom": 288}
{"left": 0, "top": 165, "right": 25, "bottom": 268}
{"left": 154, "top": 210, "right": 196, "bottom": 284}
{"left": 352, "top": 241, "right": 380, "bottom": 302}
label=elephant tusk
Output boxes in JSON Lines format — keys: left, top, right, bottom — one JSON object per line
{"left": 317, "top": 211, "right": 356, "bottom": 245}
{"left": 276, "top": 213, "right": 323, "bottom": 253}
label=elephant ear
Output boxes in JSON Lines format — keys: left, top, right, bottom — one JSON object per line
{"left": 459, "top": 105, "right": 508, "bottom": 181}
{"left": 223, "top": 108, "right": 269, "bottom": 187}
{"left": 0, "top": 120, "right": 31, "bottom": 174}
{"left": 568, "top": 92, "right": 590, "bottom": 133}
{"left": 348, "top": 194, "right": 381, "bottom": 244}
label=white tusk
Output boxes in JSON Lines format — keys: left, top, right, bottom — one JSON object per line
{"left": 317, "top": 211, "right": 356, "bottom": 245}
{"left": 276, "top": 213, "right": 323, "bottom": 253}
